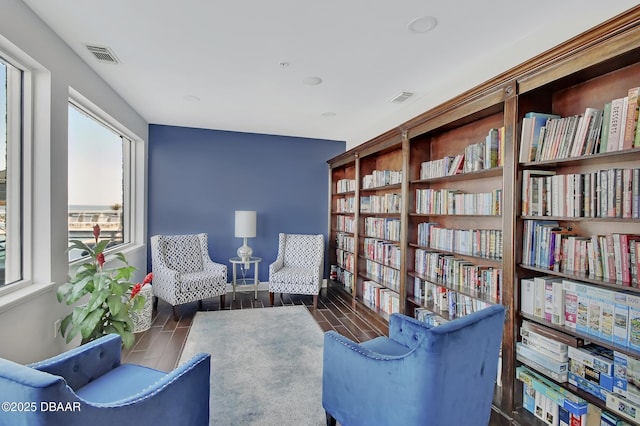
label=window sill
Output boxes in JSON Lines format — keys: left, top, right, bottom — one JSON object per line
{"left": 0, "top": 281, "right": 57, "bottom": 315}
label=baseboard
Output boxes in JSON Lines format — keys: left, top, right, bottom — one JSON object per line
{"left": 225, "top": 279, "right": 328, "bottom": 293}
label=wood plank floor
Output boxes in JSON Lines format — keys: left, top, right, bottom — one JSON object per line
{"left": 122, "top": 285, "right": 387, "bottom": 371}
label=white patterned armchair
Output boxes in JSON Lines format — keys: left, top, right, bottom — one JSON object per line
{"left": 151, "top": 233, "right": 227, "bottom": 321}
{"left": 269, "top": 233, "right": 324, "bottom": 309}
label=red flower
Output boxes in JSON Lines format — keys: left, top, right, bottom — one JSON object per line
{"left": 131, "top": 283, "right": 142, "bottom": 299}
{"left": 92, "top": 224, "right": 101, "bottom": 242}
{"left": 97, "top": 252, "right": 105, "bottom": 268}
{"left": 143, "top": 272, "right": 153, "bottom": 284}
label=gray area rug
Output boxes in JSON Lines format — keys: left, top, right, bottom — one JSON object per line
{"left": 179, "top": 306, "right": 326, "bottom": 426}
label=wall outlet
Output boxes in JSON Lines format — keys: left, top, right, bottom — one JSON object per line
{"left": 54, "top": 319, "right": 61, "bottom": 338}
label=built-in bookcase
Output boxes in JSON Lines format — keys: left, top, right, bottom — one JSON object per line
{"left": 327, "top": 7, "right": 640, "bottom": 425}
{"left": 512, "top": 29, "right": 640, "bottom": 425}
{"left": 329, "top": 154, "right": 357, "bottom": 296}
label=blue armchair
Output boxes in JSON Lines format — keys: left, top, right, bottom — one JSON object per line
{"left": 322, "top": 304, "right": 505, "bottom": 426}
{"left": 0, "top": 334, "right": 210, "bottom": 426}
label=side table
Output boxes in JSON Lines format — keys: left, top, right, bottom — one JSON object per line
{"left": 229, "top": 257, "right": 261, "bottom": 300}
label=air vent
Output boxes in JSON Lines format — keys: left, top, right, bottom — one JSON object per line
{"left": 390, "top": 91, "right": 414, "bottom": 103}
{"left": 85, "top": 45, "right": 120, "bottom": 64}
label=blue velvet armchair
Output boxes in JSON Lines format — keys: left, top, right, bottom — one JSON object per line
{"left": 0, "top": 334, "right": 211, "bottom": 426}
{"left": 322, "top": 304, "right": 505, "bottom": 426}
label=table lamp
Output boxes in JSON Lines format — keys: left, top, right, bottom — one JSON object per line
{"left": 235, "top": 210, "right": 256, "bottom": 265}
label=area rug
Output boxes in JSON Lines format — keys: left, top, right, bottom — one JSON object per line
{"left": 179, "top": 306, "right": 326, "bottom": 426}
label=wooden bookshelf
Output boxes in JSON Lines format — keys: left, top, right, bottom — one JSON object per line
{"left": 326, "top": 6, "right": 640, "bottom": 424}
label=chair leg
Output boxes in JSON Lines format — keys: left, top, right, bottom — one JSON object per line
{"left": 269, "top": 292, "right": 274, "bottom": 306}
{"left": 153, "top": 296, "right": 158, "bottom": 309}
{"left": 325, "top": 412, "right": 336, "bottom": 426}
{"left": 172, "top": 305, "right": 180, "bottom": 322}
{"left": 219, "top": 294, "right": 225, "bottom": 309}
{"left": 313, "top": 294, "right": 318, "bottom": 310}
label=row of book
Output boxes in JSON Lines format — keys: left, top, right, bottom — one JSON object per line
{"left": 519, "top": 86, "right": 640, "bottom": 163}
{"left": 334, "top": 215, "right": 355, "bottom": 233}
{"left": 335, "top": 196, "right": 355, "bottom": 213}
{"left": 414, "top": 249, "right": 502, "bottom": 301}
{"left": 363, "top": 238, "right": 400, "bottom": 269}
{"left": 521, "top": 168, "right": 640, "bottom": 219}
{"left": 361, "top": 169, "right": 402, "bottom": 189}
{"left": 415, "top": 279, "right": 494, "bottom": 316}
{"left": 418, "top": 225, "right": 503, "bottom": 259}
{"left": 362, "top": 280, "right": 400, "bottom": 315}
{"left": 520, "top": 277, "right": 640, "bottom": 348}
{"left": 335, "top": 266, "right": 353, "bottom": 291}
{"left": 517, "top": 366, "right": 634, "bottom": 425}
{"left": 517, "top": 318, "right": 640, "bottom": 424}
{"left": 335, "top": 232, "right": 354, "bottom": 252}
{"left": 363, "top": 217, "right": 400, "bottom": 242}
{"left": 415, "top": 188, "right": 502, "bottom": 215}
{"left": 418, "top": 127, "right": 505, "bottom": 179}
{"left": 336, "top": 178, "right": 356, "bottom": 194}
{"left": 335, "top": 249, "right": 353, "bottom": 273}
{"left": 522, "top": 220, "right": 640, "bottom": 284}
{"left": 364, "top": 259, "right": 400, "bottom": 291}
{"left": 360, "top": 193, "right": 402, "bottom": 213}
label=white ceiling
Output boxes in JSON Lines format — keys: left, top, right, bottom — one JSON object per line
{"left": 20, "top": 0, "right": 639, "bottom": 149}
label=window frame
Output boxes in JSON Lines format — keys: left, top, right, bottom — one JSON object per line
{"left": 68, "top": 91, "right": 140, "bottom": 264}
{"left": 0, "top": 56, "right": 24, "bottom": 288}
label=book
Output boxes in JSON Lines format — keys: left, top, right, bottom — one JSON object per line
{"left": 607, "top": 97, "right": 627, "bottom": 152}
{"left": 521, "top": 327, "right": 569, "bottom": 361}
{"left": 623, "top": 87, "right": 640, "bottom": 150}
{"left": 522, "top": 318, "right": 588, "bottom": 347}
{"left": 521, "top": 278, "right": 535, "bottom": 316}
{"left": 606, "top": 392, "right": 640, "bottom": 424}
{"left": 614, "top": 292, "right": 630, "bottom": 347}
{"left": 600, "top": 101, "right": 612, "bottom": 153}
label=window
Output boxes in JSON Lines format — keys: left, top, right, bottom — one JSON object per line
{"left": 68, "top": 101, "right": 132, "bottom": 262}
{"left": 0, "top": 58, "right": 24, "bottom": 287}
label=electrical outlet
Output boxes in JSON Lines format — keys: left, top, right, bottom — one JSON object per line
{"left": 54, "top": 319, "right": 61, "bottom": 338}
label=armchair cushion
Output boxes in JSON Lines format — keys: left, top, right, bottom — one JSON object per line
{"left": 75, "top": 364, "right": 165, "bottom": 403}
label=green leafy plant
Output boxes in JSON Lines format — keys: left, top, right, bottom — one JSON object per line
{"left": 57, "top": 224, "right": 146, "bottom": 349}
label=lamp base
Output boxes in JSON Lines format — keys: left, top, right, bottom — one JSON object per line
{"left": 237, "top": 238, "right": 253, "bottom": 264}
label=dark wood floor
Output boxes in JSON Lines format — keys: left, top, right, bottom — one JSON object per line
{"left": 122, "top": 285, "right": 387, "bottom": 371}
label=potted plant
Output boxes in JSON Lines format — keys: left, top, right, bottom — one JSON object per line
{"left": 57, "top": 224, "right": 147, "bottom": 349}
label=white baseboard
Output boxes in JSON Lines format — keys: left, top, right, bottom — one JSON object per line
{"left": 224, "top": 279, "right": 328, "bottom": 294}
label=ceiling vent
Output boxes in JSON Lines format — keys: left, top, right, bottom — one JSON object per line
{"left": 85, "top": 45, "right": 120, "bottom": 64}
{"left": 390, "top": 91, "right": 413, "bottom": 103}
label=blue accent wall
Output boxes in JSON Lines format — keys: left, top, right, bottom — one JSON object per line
{"left": 148, "top": 124, "right": 345, "bottom": 282}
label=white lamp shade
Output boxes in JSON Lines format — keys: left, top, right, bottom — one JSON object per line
{"left": 235, "top": 211, "right": 257, "bottom": 238}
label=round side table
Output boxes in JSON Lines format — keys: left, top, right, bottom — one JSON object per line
{"left": 229, "top": 257, "right": 261, "bottom": 300}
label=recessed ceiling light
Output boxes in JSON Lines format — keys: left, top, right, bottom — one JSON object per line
{"left": 303, "top": 76, "right": 323, "bottom": 86}
{"left": 408, "top": 16, "right": 438, "bottom": 34}
{"left": 322, "top": 112, "right": 336, "bottom": 117}
{"left": 183, "top": 95, "right": 200, "bottom": 102}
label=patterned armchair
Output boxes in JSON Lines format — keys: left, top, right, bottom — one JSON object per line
{"left": 269, "top": 233, "right": 324, "bottom": 309}
{"left": 151, "top": 233, "right": 227, "bottom": 321}
{"left": 0, "top": 334, "right": 210, "bottom": 426}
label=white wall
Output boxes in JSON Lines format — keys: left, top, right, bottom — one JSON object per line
{"left": 0, "top": 0, "right": 148, "bottom": 363}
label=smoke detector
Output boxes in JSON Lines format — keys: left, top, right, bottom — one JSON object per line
{"left": 85, "top": 45, "right": 120, "bottom": 64}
